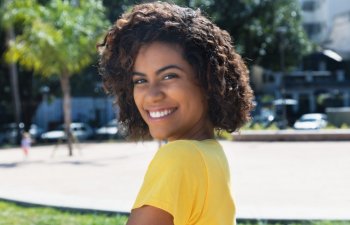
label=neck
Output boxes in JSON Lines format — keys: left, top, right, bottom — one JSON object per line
{"left": 168, "top": 120, "right": 214, "bottom": 142}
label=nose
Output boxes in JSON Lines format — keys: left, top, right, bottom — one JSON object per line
{"left": 145, "top": 82, "right": 165, "bottom": 103}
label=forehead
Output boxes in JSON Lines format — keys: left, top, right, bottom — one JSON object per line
{"left": 133, "top": 42, "right": 186, "bottom": 70}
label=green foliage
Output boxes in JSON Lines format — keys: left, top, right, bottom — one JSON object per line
{"left": 1, "top": 0, "right": 110, "bottom": 77}
{"left": 0, "top": 0, "right": 39, "bottom": 28}
{"left": 261, "top": 95, "right": 274, "bottom": 104}
{"left": 242, "top": 121, "right": 279, "bottom": 130}
{"left": 244, "top": 122, "right": 264, "bottom": 130}
{"left": 174, "top": 0, "right": 313, "bottom": 70}
{"left": 324, "top": 123, "right": 337, "bottom": 129}
{"left": 236, "top": 220, "right": 350, "bottom": 225}
{"left": 0, "top": 201, "right": 127, "bottom": 225}
{"left": 1, "top": 200, "right": 350, "bottom": 225}
{"left": 340, "top": 123, "right": 350, "bottom": 129}
{"left": 1, "top": 201, "right": 350, "bottom": 225}
{"left": 323, "top": 123, "right": 350, "bottom": 129}
{"left": 102, "top": 0, "right": 140, "bottom": 22}
{"left": 214, "top": 129, "right": 233, "bottom": 140}
{"left": 237, "top": 220, "right": 350, "bottom": 225}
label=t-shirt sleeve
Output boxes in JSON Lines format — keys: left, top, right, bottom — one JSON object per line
{"left": 132, "top": 141, "right": 208, "bottom": 225}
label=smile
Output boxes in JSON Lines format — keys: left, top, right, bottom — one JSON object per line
{"left": 148, "top": 108, "right": 176, "bottom": 119}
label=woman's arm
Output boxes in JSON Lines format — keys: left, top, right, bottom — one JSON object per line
{"left": 126, "top": 205, "right": 174, "bottom": 225}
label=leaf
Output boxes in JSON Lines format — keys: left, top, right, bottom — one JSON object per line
{"left": 2, "top": 0, "right": 110, "bottom": 77}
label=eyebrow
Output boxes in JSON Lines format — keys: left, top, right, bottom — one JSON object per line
{"left": 132, "top": 64, "right": 184, "bottom": 76}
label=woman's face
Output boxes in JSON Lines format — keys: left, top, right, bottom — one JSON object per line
{"left": 132, "top": 42, "right": 213, "bottom": 141}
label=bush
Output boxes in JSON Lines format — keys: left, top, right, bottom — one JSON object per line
{"left": 215, "top": 129, "right": 233, "bottom": 141}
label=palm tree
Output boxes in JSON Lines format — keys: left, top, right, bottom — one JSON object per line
{"left": 1, "top": 0, "right": 109, "bottom": 156}
{"left": 4, "top": 25, "right": 22, "bottom": 145}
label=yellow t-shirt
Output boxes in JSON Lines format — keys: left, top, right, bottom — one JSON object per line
{"left": 132, "top": 139, "right": 236, "bottom": 225}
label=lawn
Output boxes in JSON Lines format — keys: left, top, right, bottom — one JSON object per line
{"left": 0, "top": 200, "right": 349, "bottom": 225}
{"left": 236, "top": 220, "right": 350, "bottom": 225}
{"left": 0, "top": 201, "right": 127, "bottom": 225}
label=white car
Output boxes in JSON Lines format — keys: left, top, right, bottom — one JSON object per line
{"left": 29, "top": 124, "right": 45, "bottom": 140}
{"left": 41, "top": 123, "right": 93, "bottom": 142}
{"left": 95, "top": 119, "right": 127, "bottom": 139}
{"left": 293, "top": 113, "right": 328, "bottom": 130}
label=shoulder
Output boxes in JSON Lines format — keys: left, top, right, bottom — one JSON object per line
{"left": 151, "top": 140, "right": 206, "bottom": 171}
{"left": 158, "top": 140, "right": 202, "bottom": 160}
{"left": 159, "top": 139, "right": 221, "bottom": 156}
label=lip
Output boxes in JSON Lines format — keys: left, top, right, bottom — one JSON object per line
{"left": 145, "top": 107, "right": 177, "bottom": 120}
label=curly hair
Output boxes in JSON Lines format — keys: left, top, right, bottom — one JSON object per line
{"left": 97, "top": 2, "right": 254, "bottom": 140}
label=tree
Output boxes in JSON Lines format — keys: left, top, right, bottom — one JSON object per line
{"left": 175, "top": 0, "right": 313, "bottom": 70}
{"left": 4, "top": 27, "right": 22, "bottom": 144}
{"left": 1, "top": 0, "right": 110, "bottom": 155}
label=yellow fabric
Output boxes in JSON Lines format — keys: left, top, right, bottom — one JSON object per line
{"left": 132, "top": 139, "right": 236, "bottom": 225}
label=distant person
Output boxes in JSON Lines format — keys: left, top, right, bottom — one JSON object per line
{"left": 21, "top": 132, "right": 31, "bottom": 158}
{"left": 97, "top": 2, "right": 254, "bottom": 225}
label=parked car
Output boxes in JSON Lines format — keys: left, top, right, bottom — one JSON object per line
{"left": 293, "top": 113, "right": 328, "bottom": 130}
{"left": 250, "top": 109, "right": 275, "bottom": 128}
{"left": 29, "top": 124, "right": 45, "bottom": 141}
{"left": 95, "top": 119, "right": 128, "bottom": 140}
{"left": 41, "top": 122, "right": 93, "bottom": 142}
{"left": 0, "top": 123, "right": 24, "bottom": 144}
{"left": 0, "top": 123, "right": 43, "bottom": 144}
{"left": 0, "top": 132, "right": 5, "bottom": 145}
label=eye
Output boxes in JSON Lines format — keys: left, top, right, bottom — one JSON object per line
{"left": 163, "top": 73, "right": 178, "bottom": 80}
{"left": 133, "top": 78, "right": 147, "bottom": 85}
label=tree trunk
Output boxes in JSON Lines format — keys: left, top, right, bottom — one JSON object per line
{"left": 6, "top": 25, "right": 22, "bottom": 145}
{"left": 60, "top": 71, "right": 73, "bottom": 156}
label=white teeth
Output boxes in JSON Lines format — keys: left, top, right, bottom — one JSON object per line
{"left": 149, "top": 109, "right": 173, "bottom": 118}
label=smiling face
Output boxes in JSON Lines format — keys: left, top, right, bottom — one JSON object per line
{"left": 132, "top": 42, "right": 213, "bottom": 141}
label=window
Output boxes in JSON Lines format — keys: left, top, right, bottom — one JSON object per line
{"left": 302, "top": 0, "right": 319, "bottom": 11}
{"left": 303, "top": 23, "right": 322, "bottom": 36}
{"left": 263, "top": 74, "right": 275, "bottom": 83}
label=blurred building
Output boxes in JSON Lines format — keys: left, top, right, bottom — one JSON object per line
{"left": 299, "top": 0, "right": 329, "bottom": 44}
{"left": 253, "top": 49, "right": 350, "bottom": 118}
{"left": 32, "top": 97, "right": 117, "bottom": 131}
{"left": 325, "top": 11, "right": 350, "bottom": 59}
{"left": 299, "top": 0, "right": 350, "bottom": 45}
{"left": 250, "top": 0, "right": 350, "bottom": 122}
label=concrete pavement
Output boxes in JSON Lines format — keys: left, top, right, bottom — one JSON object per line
{"left": 0, "top": 141, "right": 349, "bottom": 220}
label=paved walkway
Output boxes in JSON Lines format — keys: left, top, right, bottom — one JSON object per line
{"left": 0, "top": 141, "right": 349, "bottom": 220}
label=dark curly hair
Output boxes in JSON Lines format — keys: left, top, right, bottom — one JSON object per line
{"left": 97, "top": 2, "right": 254, "bottom": 140}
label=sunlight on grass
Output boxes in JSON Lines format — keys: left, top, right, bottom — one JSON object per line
{"left": 0, "top": 201, "right": 127, "bottom": 225}
{"left": 0, "top": 201, "right": 349, "bottom": 225}
{"left": 236, "top": 220, "right": 350, "bottom": 225}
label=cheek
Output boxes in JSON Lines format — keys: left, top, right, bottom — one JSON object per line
{"left": 194, "top": 89, "right": 208, "bottom": 115}
{"left": 133, "top": 89, "right": 143, "bottom": 112}
{"left": 181, "top": 85, "right": 207, "bottom": 116}
{"left": 194, "top": 95, "right": 208, "bottom": 116}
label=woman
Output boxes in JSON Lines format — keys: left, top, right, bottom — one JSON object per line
{"left": 98, "top": 2, "right": 253, "bottom": 225}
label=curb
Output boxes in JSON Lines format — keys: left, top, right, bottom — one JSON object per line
{"left": 232, "top": 129, "right": 350, "bottom": 141}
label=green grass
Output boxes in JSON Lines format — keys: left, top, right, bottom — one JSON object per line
{"left": 0, "top": 201, "right": 349, "bottom": 225}
{"left": 0, "top": 201, "right": 127, "bottom": 225}
{"left": 237, "top": 220, "right": 350, "bottom": 225}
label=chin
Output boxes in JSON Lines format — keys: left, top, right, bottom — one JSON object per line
{"left": 149, "top": 130, "right": 169, "bottom": 141}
